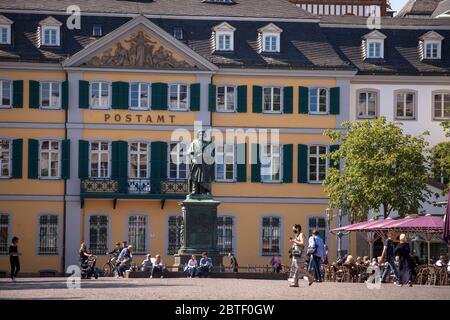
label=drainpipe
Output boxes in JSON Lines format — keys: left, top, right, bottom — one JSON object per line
{"left": 61, "top": 72, "right": 68, "bottom": 276}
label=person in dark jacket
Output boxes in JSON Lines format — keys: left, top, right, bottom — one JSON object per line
{"left": 228, "top": 252, "right": 239, "bottom": 272}
{"left": 9, "top": 236, "right": 21, "bottom": 282}
{"left": 394, "top": 234, "right": 416, "bottom": 287}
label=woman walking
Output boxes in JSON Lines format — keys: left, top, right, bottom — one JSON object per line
{"left": 394, "top": 234, "right": 416, "bottom": 287}
{"left": 289, "top": 224, "right": 314, "bottom": 287}
{"left": 9, "top": 236, "right": 21, "bottom": 282}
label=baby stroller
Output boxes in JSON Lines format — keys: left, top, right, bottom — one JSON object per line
{"left": 81, "top": 255, "right": 98, "bottom": 279}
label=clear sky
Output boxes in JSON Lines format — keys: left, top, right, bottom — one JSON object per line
{"left": 390, "top": 0, "right": 410, "bottom": 13}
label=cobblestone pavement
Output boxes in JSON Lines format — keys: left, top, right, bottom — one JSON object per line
{"left": 1, "top": 278, "right": 450, "bottom": 300}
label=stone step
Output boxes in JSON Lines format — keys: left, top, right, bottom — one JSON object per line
{"left": 127, "top": 271, "right": 288, "bottom": 280}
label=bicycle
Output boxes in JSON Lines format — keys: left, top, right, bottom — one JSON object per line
{"left": 102, "top": 254, "right": 118, "bottom": 277}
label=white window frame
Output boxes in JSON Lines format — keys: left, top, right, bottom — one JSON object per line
{"left": 173, "top": 27, "right": 183, "bottom": 40}
{"left": 394, "top": 90, "right": 416, "bottom": 120}
{"left": 0, "top": 213, "right": 10, "bottom": 254}
{"left": 215, "top": 143, "right": 236, "bottom": 182}
{"left": 41, "top": 26, "right": 60, "bottom": 46}
{"left": 128, "top": 141, "right": 150, "bottom": 179}
{"left": 0, "top": 138, "right": 11, "bottom": 178}
{"left": 0, "top": 79, "right": 12, "bottom": 108}
{"left": 216, "top": 31, "right": 234, "bottom": 51}
{"left": 263, "top": 86, "right": 282, "bottom": 113}
{"left": 129, "top": 82, "right": 151, "bottom": 110}
{"left": 40, "top": 81, "right": 61, "bottom": 109}
{"left": 0, "top": 24, "right": 11, "bottom": 45}
{"left": 366, "top": 39, "right": 384, "bottom": 58}
{"left": 217, "top": 216, "right": 235, "bottom": 255}
{"left": 89, "top": 141, "right": 111, "bottom": 178}
{"left": 424, "top": 40, "right": 441, "bottom": 59}
{"left": 357, "top": 90, "right": 378, "bottom": 119}
{"left": 92, "top": 24, "right": 102, "bottom": 37}
{"left": 308, "top": 145, "right": 328, "bottom": 183}
{"left": 261, "top": 216, "right": 281, "bottom": 256}
{"left": 168, "top": 142, "right": 189, "bottom": 180}
{"left": 39, "top": 140, "right": 61, "bottom": 179}
{"left": 167, "top": 215, "right": 182, "bottom": 255}
{"left": 90, "top": 81, "right": 110, "bottom": 110}
{"left": 261, "top": 144, "right": 282, "bottom": 183}
{"left": 168, "top": 83, "right": 189, "bottom": 111}
{"left": 37, "top": 214, "right": 59, "bottom": 255}
{"left": 262, "top": 33, "right": 280, "bottom": 53}
{"left": 433, "top": 92, "right": 450, "bottom": 120}
{"left": 88, "top": 214, "right": 109, "bottom": 255}
{"left": 307, "top": 216, "right": 328, "bottom": 244}
{"left": 127, "top": 214, "right": 148, "bottom": 255}
{"left": 309, "top": 87, "right": 329, "bottom": 114}
{"left": 216, "top": 85, "right": 236, "bottom": 112}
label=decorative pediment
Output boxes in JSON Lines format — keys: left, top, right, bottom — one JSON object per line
{"left": 258, "top": 23, "right": 283, "bottom": 34}
{"left": 0, "top": 15, "right": 13, "bottom": 25}
{"left": 362, "top": 30, "right": 386, "bottom": 40}
{"left": 213, "top": 22, "right": 236, "bottom": 32}
{"left": 86, "top": 30, "right": 193, "bottom": 69}
{"left": 419, "top": 31, "right": 444, "bottom": 41}
{"left": 39, "top": 16, "right": 62, "bottom": 26}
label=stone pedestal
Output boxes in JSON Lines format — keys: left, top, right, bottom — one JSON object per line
{"left": 173, "top": 194, "right": 223, "bottom": 268}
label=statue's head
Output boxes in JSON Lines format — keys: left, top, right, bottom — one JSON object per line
{"left": 196, "top": 130, "right": 206, "bottom": 141}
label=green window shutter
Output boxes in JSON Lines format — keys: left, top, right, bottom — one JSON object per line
{"left": 27, "top": 139, "right": 39, "bottom": 179}
{"left": 29, "top": 80, "right": 40, "bottom": 109}
{"left": 236, "top": 143, "right": 247, "bottom": 182}
{"left": 329, "top": 144, "right": 340, "bottom": 170}
{"left": 78, "top": 80, "right": 89, "bottom": 109}
{"left": 283, "top": 144, "right": 293, "bottom": 183}
{"left": 250, "top": 143, "right": 261, "bottom": 183}
{"left": 297, "top": 144, "right": 308, "bottom": 183}
{"left": 151, "top": 141, "right": 168, "bottom": 194}
{"left": 112, "top": 141, "right": 128, "bottom": 192}
{"left": 237, "top": 85, "right": 247, "bottom": 113}
{"left": 298, "top": 86, "right": 309, "bottom": 114}
{"left": 208, "top": 84, "right": 216, "bottom": 112}
{"left": 252, "top": 86, "right": 262, "bottom": 113}
{"left": 151, "top": 83, "right": 168, "bottom": 110}
{"left": 111, "top": 82, "right": 121, "bottom": 109}
{"left": 61, "top": 139, "right": 70, "bottom": 179}
{"left": 330, "top": 87, "right": 340, "bottom": 115}
{"left": 78, "top": 140, "right": 89, "bottom": 179}
{"left": 12, "top": 139, "right": 23, "bottom": 179}
{"left": 190, "top": 83, "right": 200, "bottom": 111}
{"left": 61, "top": 80, "right": 69, "bottom": 110}
{"left": 121, "top": 82, "right": 129, "bottom": 110}
{"left": 12, "top": 80, "right": 23, "bottom": 108}
{"left": 283, "top": 87, "right": 293, "bottom": 114}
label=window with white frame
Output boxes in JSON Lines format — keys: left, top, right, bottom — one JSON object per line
{"left": 216, "top": 32, "right": 233, "bottom": 51}
{"left": 92, "top": 24, "right": 102, "bottom": 37}
{"left": 39, "top": 140, "right": 60, "bottom": 179}
{"left": 308, "top": 216, "right": 326, "bottom": 243}
{"left": 433, "top": 92, "right": 450, "bottom": 120}
{"left": 0, "top": 139, "right": 11, "bottom": 178}
{"left": 261, "top": 144, "right": 281, "bottom": 182}
{"left": 173, "top": 27, "right": 183, "bottom": 40}
{"left": 128, "top": 215, "right": 147, "bottom": 254}
{"left": 169, "top": 142, "right": 189, "bottom": 180}
{"left": 169, "top": 84, "right": 189, "bottom": 111}
{"left": 308, "top": 145, "right": 327, "bottom": 182}
{"left": 357, "top": 90, "right": 378, "bottom": 118}
{"left": 395, "top": 91, "right": 415, "bottom": 119}
{"left": 90, "top": 82, "right": 110, "bottom": 109}
{"left": 89, "top": 215, "right": 108, "bottom": 255}
{"left": 217, "top": 216, "right": 234, "bottom": 255}
{"left": 263, "top": 34, "right": 279, "bottom": 52}
{"left": 129, "top": 142, "right": 149, "bottom": 179}
{"left": 309, "top": 87, "right": 328, "bottom": 113}
{"left": 216, "top": 85, "right": 236, "bottom": 112}
{"left": 215, "top": 143, "right": 235, "bottom": 181}
{"left": 168, "top": 215, "right": 182, "bottom": 255}
{"left": 89, "top": 141, "right": 110, "bottom": 178}
{"left": 263, "top": 87, "right": 281, "bottom": 113}
{"left": 41, "top": 26, "right": 60, "bottom": 46}
{"left": 261, "top": 217, "right": 280, "bottom": 256}
{"left": 367, "top": 40, "right": 383, "bottom": 58}
{"left": 0, "top": 80, "right": 12, "bottom": 107}
{"left": 424, "top": 41, "right": 441, "bottom": 59}
{"left": 0, "top": 214, "right": 9, "bottom": 254}
{"left": 40, "top": 81, "right": 61, "bottom": 109}
{"left": 130, "top": 82, "right": 150, "bottom": 110}
{"left": 38, "top": 214, "right": 58, "bottom": 255}
{"left": 0, "top": 25, "right": 11, "bottom": 44}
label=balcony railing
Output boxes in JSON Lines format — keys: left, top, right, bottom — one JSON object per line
{"left": 127, "top": 178, "right": 151, "bottom": 193}
{"left": 161, "top": 179, "right": 189, "bottom": 194}
{"left": 81, "top": 178, "right": 119, "bottom": 193}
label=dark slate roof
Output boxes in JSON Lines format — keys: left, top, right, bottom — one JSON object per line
{"left": 396, "top": 0, "right": 442, "bottom": 17}
{"left": 0, "top": 0, "right": 314, "bottom": 19}
{"left": 432, "top": 0, "right": 450, "bottom": 17}
{"left": 321, "top": 26, "right": 450, "bottom": 75}
{"left": 320, "top": 14, "right": 450, "bottom": 26}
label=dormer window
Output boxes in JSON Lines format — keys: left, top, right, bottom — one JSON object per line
{"left": 92, "top": 24, "right": 102, "bottom": 37}
{"left": 39, "top": 16, "right": 62, "bottom": 47}
{"left": 420, "top": 31, "right": 444, "bottom": 60}
{"left": 173, "top": 27, "right": 183, "bottom": 40}
{"left": 213, "top": 22, "right": 235, "bottom": 52}
{"left": 0, "top": 15, "right": 13, "bottom": 45}
{"left": 362, "top": 30, "right": 386, "bottom": 59}
{"left": 258, "top": 23, "right": 282, "bottom": 53}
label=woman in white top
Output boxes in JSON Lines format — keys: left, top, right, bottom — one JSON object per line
{"left": 289, "top": 224, "right": 314, "bottom": 287}
{"left": 186, "top": 254, "right": 198, "bottom": 278}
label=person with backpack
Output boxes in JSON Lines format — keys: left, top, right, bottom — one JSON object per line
{"left": 308, "top": 229, "right": 325, "bottom": 282}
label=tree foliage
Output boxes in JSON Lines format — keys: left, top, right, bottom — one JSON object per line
{"left": 429, "top": 120, "right": 450, "bottom": 193}
{"left": 323, "top": 117, "right": 430, "bottom": 222}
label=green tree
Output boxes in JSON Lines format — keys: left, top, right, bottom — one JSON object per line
{"left": 429, "top": 121, "right": 450, "bottom": 193}
{"left": 323, "top": 117, "right": 430, "bottom": 222}
{"left": 441, "top": 120, "right": 450, "bottom": 138}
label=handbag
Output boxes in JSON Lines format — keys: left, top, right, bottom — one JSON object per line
{"left": 307, "top": 237, "right": 317, "bottom": 255}
{"left": 292, "top": 248, "right": 303, "bottom": 257}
